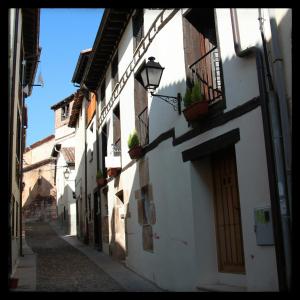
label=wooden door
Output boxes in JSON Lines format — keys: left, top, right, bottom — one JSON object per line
{"left": 212, "top": 146, "right": 245, "bottom": 274}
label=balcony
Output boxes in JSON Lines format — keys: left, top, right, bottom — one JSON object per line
{"left": 188, "top": 45, "right": 223, "bottom": 106}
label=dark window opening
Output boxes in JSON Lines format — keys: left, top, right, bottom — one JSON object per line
{"left": 113, "top": 104, "right": 121, "bottom": 156}
{"left": 61, "top": 104, "right": 70, "bottom": 120}
{"left": 11, "top": 196, "right": 15, "bottom": 237}
{"left": 100, "top": 80, "right": 106, "bottom": 103}
{"left": 111, "top": 53, "right": 119, "bottom": 92}
{"left": 16, "top": 202, "right": 19, "bottom": 237}
{"left": 101, "top": 124, "right": 107, "bottom": 177}
{"left": 133, "top": 9, "right": 144, "bottom": 51}
{"left": 116, "top": 190, "right": 124, "bottom": 204}
{"left": 63, "top": 206, "right": 66, "bottom": 221}
{"left": 88, "top": 194, "right": 92, "bottom": 221}
{"left": 183, "top": 9, "right": 224, "bottom": 105}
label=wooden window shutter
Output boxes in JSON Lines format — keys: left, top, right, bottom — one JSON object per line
{"left": 134, "top": 77, "right": 148, "bottom": 144}
{"left": 137, "top": 198, "right": 144, "bottom": 225}
{"left": 133, "top": 10, "right": 144, "bottom": 51}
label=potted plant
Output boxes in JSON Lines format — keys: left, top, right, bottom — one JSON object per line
{"left": 182, "top": 81, "right": 208, "bottom": 122}
{"left": 128, "top": 130, "right": 143, "bottom": 159}
{"left": 96, "top": 170, "right": 106, "bottom": 187}
{"left": 107, "top": 167, "right": 121, "bottom": 177}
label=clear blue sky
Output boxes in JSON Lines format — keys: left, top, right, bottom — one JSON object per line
{"left": 26, "top": 8, "right": 103, "bottom": 147}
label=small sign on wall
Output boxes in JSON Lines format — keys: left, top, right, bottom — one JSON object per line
{"left": 254, "top": 206, "right": 274, "bottom": 246}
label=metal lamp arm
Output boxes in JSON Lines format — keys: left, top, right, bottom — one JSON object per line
{"left": 150, "top": 92, "right": 182, "bottom": 114}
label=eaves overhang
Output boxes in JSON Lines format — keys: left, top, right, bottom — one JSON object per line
{"left": 82, "top": 8, "right": 134, "bottom": 91}
{"left": 50, "top": 93, "right": 76, "bottom": 110}
{"left": 68, "top": 89, "right": 86, "bottom": 128}
{"left": 22, "top": 8, "right": 40, "bottom": 97}
{"left": 71, "top": 48, "right": 92, "bottom": 85}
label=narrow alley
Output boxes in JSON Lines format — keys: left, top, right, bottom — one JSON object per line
{"left": 15, "top": 221, "right": 162, "bottom": 292}
{"left": 8, "top": 8, "right": 292, "bottom": 292}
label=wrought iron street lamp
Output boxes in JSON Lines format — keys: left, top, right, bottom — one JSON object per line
{"left": 138, "top": 57, "right": 182, "bottom": 114}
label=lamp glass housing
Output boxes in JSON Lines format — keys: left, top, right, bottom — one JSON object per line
{"left": 140, "top": 57, "right": 164, "bottom": 90}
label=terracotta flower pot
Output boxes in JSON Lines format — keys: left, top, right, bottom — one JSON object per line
{"left": 183, "top": 100, "right": 209, "bottom": 122}
{"left": 96, "top": 178, "right": 106, "bottom": 187}
{"left": 107, "top": 168, "right": 121, "bottom": 178}
{"left": 128, "top": 145, "right": 143, "bottom": 159}
{"left": 9, "top": 278, "right": 19, "bottom": 289}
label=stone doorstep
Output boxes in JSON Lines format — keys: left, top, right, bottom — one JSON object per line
{"left": 197, "top": 284, "right": 247, "bottom": 292}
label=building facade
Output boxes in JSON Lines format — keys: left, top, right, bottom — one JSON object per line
{"left": 50, "top": 95, "right": 77, "bottom": 235}
{"left": 22, "top": 135, "right": 57, "bottom": 223}
{"left": 69, "top": 9, "right": 292, "bottom": 291}
{"left": 8, "top": 8, "right": 40, "bottom": 280}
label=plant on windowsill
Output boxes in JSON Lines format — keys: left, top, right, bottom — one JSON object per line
{"left": 96, "top": 170, "right": 106, "bottom": 187}
{"left": 128, "top": 130, "right": 143, "bottom": 159}
{"left": 182, "top": 81, "right": 209, "bottom": 122}
{"left": 107, "top": 167, "right": 121, "bottom": 178}
{"left": 9, "top": 277, "right": 19, "bottom": 289}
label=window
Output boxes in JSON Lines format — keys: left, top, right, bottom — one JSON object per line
{"left": 183, "top": 9, "right": 224, "bottom": 105}
{"left": 101, "top": 124, "right": 107, "bottom": 176}
{"left": 113, "top": 104, "right": 121, "bottom": 156}
{"left": 89, "top": 150, "right": 93, "bottom": 162}
{"left": 61, "top": 104, "right": 70, "bottom": 120}
{"left": 100, "top": 80, "right": 106, "bottom": 103}
{"left": 133, "top": 10, "right": 144, "bottom": 51}
{"left": 111, "top": 52, "right": 119, "bottom": 92}
{"left": 140, "top": 186, "right": 154, "bottom": 252}
{"left": 63, "top": 206, "right": 66, "bottom": 221}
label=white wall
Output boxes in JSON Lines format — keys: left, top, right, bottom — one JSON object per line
{"left": 214, "top": 9, "right": 260, "bottom": 112}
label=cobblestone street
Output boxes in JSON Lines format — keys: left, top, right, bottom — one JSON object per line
{"left": 25, "top": 222, "right": 124, "bottom": 292}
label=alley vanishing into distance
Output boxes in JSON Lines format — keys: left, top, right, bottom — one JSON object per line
{"left": 25, "top": 222, "right": 124, "bottom": 292}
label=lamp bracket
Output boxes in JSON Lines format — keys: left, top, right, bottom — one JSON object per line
{"left": 150, "top": 92, "right": 182, "bottom": 114}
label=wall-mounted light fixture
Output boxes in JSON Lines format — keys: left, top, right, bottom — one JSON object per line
{"left": 64, "top": 168, "right": 70, "bottom": 180}
{"left": 137, "top": 57, "right": 182, "bottom": 114}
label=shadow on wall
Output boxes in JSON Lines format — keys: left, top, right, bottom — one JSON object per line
{"left": 57, "top": 183, "right": 76, "bottom": 235}
{"left": 23, "top": 175, "right": 57, "bottom": 223}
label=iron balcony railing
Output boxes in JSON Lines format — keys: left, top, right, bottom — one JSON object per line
{"left": 112, "top": 138, "right": 121, "bottom": 156}
{"left": 189, "top": 45, "right": 223, "bottom": 105}
{"left": 137, "top": 106, "right": 149, "bottom": 146}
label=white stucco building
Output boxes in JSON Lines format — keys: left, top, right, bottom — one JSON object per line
{"left": 68, "top": 9, "right": 292, "bottom": 291}
{"left": 51, "top": 95, "right": 77, "bottom": 235}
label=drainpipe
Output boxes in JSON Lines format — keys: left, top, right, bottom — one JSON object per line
{"left": 267, "top": 9, "right": 292, "bottom": 218}
{"left": 230, "top": 8, "right": 291, "bottom": 291}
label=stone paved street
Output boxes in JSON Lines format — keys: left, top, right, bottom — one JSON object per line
{"left": 25, "top": 222, "right": 125, "bottom": 292}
